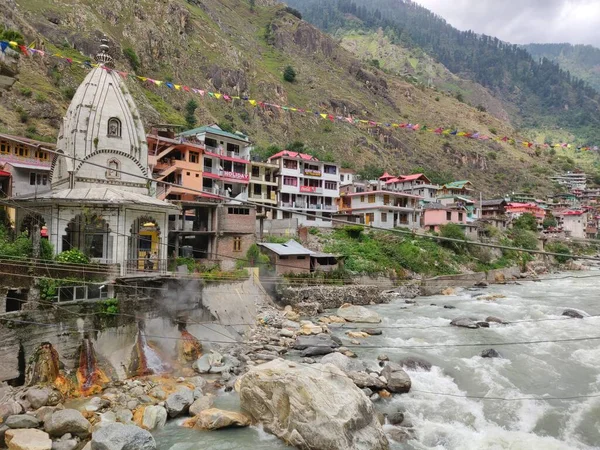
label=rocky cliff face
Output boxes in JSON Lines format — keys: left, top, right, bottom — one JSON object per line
{"left": 0, "top": 0, "right": 565, "bottom": 195}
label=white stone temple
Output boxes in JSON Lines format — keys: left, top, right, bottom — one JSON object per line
{"left": 14, "top": 37, "right": 177, "bottom": 274}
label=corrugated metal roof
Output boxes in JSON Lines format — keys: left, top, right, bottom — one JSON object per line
{"left": 258, "top": 240, "right": 315, "bottom": 256}
{"left": 180, "top": 125, "right": 249, "bottom": 142}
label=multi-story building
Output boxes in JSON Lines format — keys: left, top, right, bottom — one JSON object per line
{"left": 438, "top": 180, "right": 475, "bottom": 198}
{"left": 269, "top": 151, "right": 339, "bottom": 227}
{"left": 422, "top": 202, "right": 467, "bottom": 232}
{"left": 338, "top": 190, "right": 422, "bottom": 229}
{"left": 506, "top": 202, "right": 546, "bottom": 224}
{"left": 550, "top": 171, "right": 587, "bottom": 191}
{"left": 180, "top": 125, "right": 251, "bottom": 200}
{"left": 555, "top": 210, "right": 588, "bottom": 239}
{"left": 248, "top": 160, "right": 278, "bottom": 218}
{"left": 340, "top": 168, "right": 357, "bottom": 187}
{"left": 384, "top": 173, "right": 439, "bottom": 202}
{"left": 0, "top": 134, "right": 53, "bottom": 198}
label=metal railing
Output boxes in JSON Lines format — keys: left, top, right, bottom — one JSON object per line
{"left": 125, "top": 258, "right": 168, "bottom": 275}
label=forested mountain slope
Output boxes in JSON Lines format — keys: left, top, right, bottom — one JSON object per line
{"left": 286, "top": 0, "right": 600, "bottom": 145}
{"left": 0, "top": 0, "right": 596, "bottom": 195}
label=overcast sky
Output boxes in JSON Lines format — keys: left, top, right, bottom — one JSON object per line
{"left": 415, "top": 0, "right": 600, "bottom": 47}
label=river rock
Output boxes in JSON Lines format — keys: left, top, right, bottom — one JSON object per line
{"left": 443, "top": 305, "right": 456, "bottom": 309}
{"left": 386, "top": 426, "right": 415, "bottom": 443}
{"left": 386, "top": 411, "right": 405, "bottom": 425}
{"left": 5, "top": 428, "right": 52, "bottom": 450}
{"left": 189, "top": 396, "right": 214, "bottom": 416}
{"left": 6, "top": 414, "right": 41, "bottom": 429}
{"left": 0, "top": 402, "right": 23, "bottom": 421}
{"left": 1, "top": 424, "right": 8, "bottom": 447}
{"left": 91, "top": 423, "right": 156, "bottom": 450}
{"left": 115, "top": 410, "right": 133, "bottom": 425}
{"left": 296, "top": 301, "right": 321, "bottom": 317}
{"left": 381, "top": 364, "right": 411, "bottom": 393}
{"left": 281, "top": 320, "right": 300, "bottom": 330}
{"left": 165, "top": 388, "right": 193, "bottom": 418}
{"left": 239, "top": 359, "right": 388, "bottom": 450}
{"left": 481, "top": 349, "right": 501, "bottom": 358}
{"left": 51, "top": 434, "right": 80, "bottom": 450}
{"left": 450, "top": 317, "right": 479, "bottom": 329}
{"left": 283, "top": 310, "right": 300, "bottom": 322}
{"left": 44, "top": 409, "right": 91, "bottom": 438}
{"left": 485, "top": 316, "right": 508, "bottom": 324}
{"left": 476, "top": 322, "right": 490, "bottom": 328}
{"left": 299, "top": 321, "right": 324, "bottom": 335}
{"left": 33, "top": 407, "right": 63, "bottom": 425}
{"left": 346, "top": 371, "right": 387, "bottom": 389}
{"left": 301, "top": 346, "right": 335, "bottom": 357}
{"left": 337, "top": 304, "right": 381, "bottom": 323}
{"left": 361, "top": 329, "right": 383, "bottom": 336}
{"left": 140, "top": 406, "right": 167, "bottom": 431}
{"left": 320, "top": 352, "right": 365, "bottom": 373}
{"left": 189, "top": 409, "right": 251, "bottom": 430}
{"left": 26, "top": 389, "right": 51, "bottom": 410}
{"left": 293, "top": 334, "right": 339, "bottom": 350}
{"left": 398, "top": 357, "right": 432, "bottom": 371}
{"left": 279, "top": 329, "right": 295, "bottom": 338}
{"left": 562, "top": 309, "right": 588, "bottom": 319}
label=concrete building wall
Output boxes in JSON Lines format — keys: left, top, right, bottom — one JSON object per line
{"left": 271, "top": 254, "right": 311, "bottom": 275}
{"left": 217, "top": 233, "right": 255, "bottom": 270}
{"left": 218, "top": 205, "right": 256, "bottom": 233}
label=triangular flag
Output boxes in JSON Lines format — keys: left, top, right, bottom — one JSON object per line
{"left": 450, "top": 130, "right": 458, "bottom": 135}
{"left": 183, "top": 86, "right": 191, "bottom": 92}
{"left": 214, "top": 93, "right": 222, "bottom": 99}
{"left": 9, "top": 41, "right": 18, "bottom": 48}
{"left": 0, "top": 42, "right": 8, "bottom": 53}
{"left": 320, "top": 114, "right": 327, "bottom": 119}
{"left": 223, "top": 94, "right": 231, "bottom": 101}
{"left": 249, "top": 100, "right": 257, "bottom": 107}
{"left": 165, "top": 82, "right": 174, "bottom": 89}
{"left": 174, "top": 85, "right": 181, "bottom": 91}
{"left": 155, "top": 80, "right": 163, "bottom": 86}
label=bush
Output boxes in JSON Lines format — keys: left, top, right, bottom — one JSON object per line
{"left": 56, "top": 249, "right": 90, "bottom": 264}
{"left": 61, "top": 86, "right": 76, "bottom": 100}
{"left": 123, "top": 47, "right": 140, "bottom": 71}
{"left": 184, "top": 99, "right": 198, "bottom": 130}
{"left": 476, "top": 104, "right": 486, "bottom": 112}
{"left": 20, "top": 87, "right": 32, "bottom": 97}
{"left": 98, "top": 298, "right": 119, "bottom": 315}
{"left": 283, "top": 6, "right": 302, "bottom": 19}
{"left": 34, "top": 92, "right": 47, "bottom": 102}
{"left": 543, "top": 216, "right": 558, "bottom": 229}
{"left": 439, "top": 223, "right": 468, "bottom": 254}
{"left": 283, "top": 65, "right": 297, "bottom": 83}
{"left": 545, "top": 242, "right": 572, "bottom": 264}
{"left": 511, "top": 229, "right": 538, "bottom": 250}
{"left": 175, "top": 257, "right": 196, "bottom": 272}
{"left": 513, "top": 213, "right": 538, "bottom": 232}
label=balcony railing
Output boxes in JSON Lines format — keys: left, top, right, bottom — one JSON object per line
{"left": 205, "top": 145, "right": 250, "bottom": 161}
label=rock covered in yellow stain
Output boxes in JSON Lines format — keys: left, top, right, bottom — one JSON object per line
{"left": 494, "top": 273, "right": 506, "bottom": 283}
{"left": 441, "top": 288, "right": 456, "bottom": 296}
{"left": 379, "top": 390, "right": 392, "bottom": 399}
{"left": 283, "top": 310, "right": 300, "bottom": 322}
{"left": 479, "top": 294, "right": 506, "bottom": 301}
{"left": 185, "top": 408, "right": 251, "bottom": 430}
{"left": 328, "top": 315, "right": 347, "bottom": 323}
{"left": 318, "top": 317, "right": 331, "bottom": 324}
{"left": 346, "top": 331, "right": 370, "bottom": 339}
{"left": 299, "top": 321, "right": 324, "bottom": 335}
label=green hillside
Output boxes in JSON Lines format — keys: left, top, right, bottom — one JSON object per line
{"left": 0, "top": 0, "right": 597, "bottom": 196}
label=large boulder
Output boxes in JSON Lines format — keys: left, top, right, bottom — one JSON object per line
{"left": 336, "top": 304, "right": 381, "bottom": 323}
{"left": 44, "top": 409, "right": 91, "bottom": 438}
{"left": 346, "top": 371, "right": 386, "bottom": 390}
{"left": 5, "top": 428, "right": 52, "bottom": 450}
{"left": 5, "top": 414, "right": 41, "bottom": 429}
{"left": 188, "top": 396, "right": 214, "bottom": 416}
{"left": 239, "top": 359, "right": 388, "bottom": 450}
{"left": 381, "top": 364, "right": 411, "bottom": 394}
{"left": 91, "top": 423, "right": 156, "bottom": 450}
{"left": 320, "top": 352, "right": 365, "bottom": 373}
{"left": 188, "top": 409, "right": 251, "bottom": 430}
{"left": 140, "top": 406, "right": 167, "bottom": 431}
{"left": 164, "top": 388, "right": 193, "bottom": 418}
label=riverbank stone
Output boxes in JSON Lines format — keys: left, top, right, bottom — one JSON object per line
{"left": 450, "top": 317, "right": 479, "bottom": 329}
{"left": 398, "top": 357, "right": 432, "bottom": 371}
{"left": 5, "top": 414, "right": 41, "bottom": 429}
{"left": 5, "top": 428, "right": 52, "bottom": 450}
{"left": 481, "top": 349, "right": 501, "bottom": 358}
{"left": 26, "top": 389, "right": 51, "bottom": 410}
{"left": 239, "top": 359, "right": 388, "bottom": 450}
{"left": 293, "top": 334, "right": 339, "bottom": 350}
{"left": 165, "top": 388, "right": 193, "bottom": 418}
{"left": 381, "top": 364, "right": 411, "bottom": 393}
{"left": 44, "top": 410, "right": 91, "bottom": 439}
{"left": 562, "top": 309, "right": 587, "bottom": 319}
{"left": 337, "top": 304, "right": 382, "bottom": 323}
{"left": 188, "top": 409, "right": 251, "bottom": 430}
{"left": 91, "top": 423, "right": 156, "bottom": 450}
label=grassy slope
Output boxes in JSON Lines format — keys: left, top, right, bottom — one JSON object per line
{"left": 1, "top": 0, "right": 597, "bottom": 195}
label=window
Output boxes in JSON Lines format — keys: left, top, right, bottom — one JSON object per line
{"left": 283, "top": 160, "right": 298, "bottom": 170}
{"left": 30, "top": 173, "right": 48, "bottom": 186}
{"left": 35, "top": 150, "right": 48, "bottom": 160}
{"left": 233, "top": 237, "right": 242, "bottom": 252}
{"left": 106, "top": 158, "right": 120, "bottom": 179}
{"left": 252, "top": 166, "right": 260, "bottom": 177}
{"left": 253, "top": 184, "right": 262, "bottom": 195}
{"left": 446, "top": 211, "right": 452, "bottom": 221}
{"left": 283, "top": 176, "right": 298, "bottom": 186}
{"left": 368, "top": 194, "right": 375, "bottom": 204}
{"left": 186, "top": 172, "right": 191, "bottom": 176}
{"left": 366, "top": 213, "right": 375, "bottom": 224}
{"left": 458, "top": 213, "right": 464, "bottom": 221}
{"left": 341, "top": 175, "right": 345, "bottom": 182}
{"left": 383, "top": 195, "right": 390, "bottom": 205}
{"left": 0, "top": 141, "right": 10, "bottom": 154}
{"left": 280, "top": 255, "right": 289, "bottom": 260}
{"left": 195, "top": 174, "right": 199, "bottom": 178}
{"left": 297, "top": 256, "right": 306, "bottom": 260}
{"left": 15, "top": 145, "right": 28, "bottom": 157}
{"left": 381, "top": 213, "right": 388, "bottom": 222}
{"left": 107, "top": 117, "right": 122, "bottom": 137}
{"left": 360, "top": 195, "right": 365, "bottom": 202}
{"left": 227, "top": 143, "right": 240, "bottom": 154}
{"left": 189, "top": 152, "right": 199, "bottom": 163}
{"left": 324, "top": 181, "right": 337, "bottom": 190}
{"left": 228, "top": 207, "right": 250, "bottom": 215}
{"left": 324, "top": 165, "right": 337, "bottom": 174}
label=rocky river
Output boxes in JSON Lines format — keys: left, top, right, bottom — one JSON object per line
{"left": 1, "top": 271, "right": 599, "bottom": 449}
{"left": 154, "top": 272, "right": 600, "bottom": 449}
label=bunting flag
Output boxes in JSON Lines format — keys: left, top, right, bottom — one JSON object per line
{"left": 1, "top": 38, "right": 597, "bottom": 153}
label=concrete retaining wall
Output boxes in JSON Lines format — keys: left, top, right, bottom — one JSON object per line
{"left": 279, "top": 284, "right": 388, "bottom": 310}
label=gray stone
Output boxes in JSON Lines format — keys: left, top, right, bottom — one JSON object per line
{"left": 293, "top": 334, "right": 339, "bottom": 350}
{"left": 346, "top": 371, "right": 387, "bottom": 389}
{"left": 398, "top": 357, "right": 432, "bottom": 371}
{"left": 443, "top": 305, "right": 456, "bottom": 309}
{"left": 361, "top": 329, "right": 383, "bottom": 336}
{"left": 34, "top": 406, "right": 64, "bottom": 425}
{"left": 0, "top": 424, "right": 8, "bottom": 448}
{"left": 115, "top": 410, "right": 133, "bottom": 424}
{"left": 141, "top": 406, "right": 167, "bottom": 431}
{"left": 165, "top": 388, "right": 193, "bottom": 418}
{"left": 386, "top": 426, "right": 416, "bottom": 443}
{"left": 279, "top": 329, "right": 295, "bottom": 338}
{"left": 6, "top": 414, "right": 41, "bottom": 429}
{"left": 562, "top": 309, "right": 587, "bottom": 319}
{"left": 450, "top": 317, "right": 479, "bottom": 329}
{"left": 301, "top": 346, "right": 335, "bottom": 357}
{"left": 381, "top": 364, "right": 411, "bottom": 394}
{"left": 148, "top": 388, "right": 166, "bottom": 400}
{"left": 52, "top": 437, "right": 80, "bottom": 450}
{"left": 485, "top": 316, "right": 508, "bottom": 324}
{"left": 188, "top": 377, "right": 207, "bottom": 391}
{"left": 239, "top": 359, "right": 388, "bottom": 450}
{"left": 295, "top": 301, "right": 321, "bottom": 316}
{"left": 281, "top": 320, "right": 300, "bottom": 329}
{"left": 386, "top": 411, "right": 405, "bottom": 425}
{"left": 26, "top": 388, "right": 51, "bottom": 410}
{"left": 481, "top": 349, "right": 501, "bottom": 358}
{"left": 190, "top": 409, "right": 251, "bottom": 430}
{"left": 44, "top": 409, "right": 91, "bottom": 438}
{"left": 91, "top": 423, "right": 156, "bottom": 450}
{"left": 189, "top": 396, "right": 214, "bottom": 416}
{"left": 362, "top": 388, "right": 373, "bottom": 397}
{"left": 320, "top": 352, "right": 365, "bottom": 373}
{"left": 477, "top": 321, "right": 490, "bottom": 328}
{"left": 0, "top": 401, "right": 23, "bottom": 421}
{"left": 337, "top": 304, "right": 381, "bottom": 323}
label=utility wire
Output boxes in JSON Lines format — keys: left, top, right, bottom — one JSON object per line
{"left": 3, "top": 133, "right": 599, "bottom": 262}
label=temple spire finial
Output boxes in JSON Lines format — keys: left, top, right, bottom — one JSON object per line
{"left": 95, "top": 35, "right": 114, "bottom": 68}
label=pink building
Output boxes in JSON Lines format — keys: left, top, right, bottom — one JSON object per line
{"left": 505, "top": 203, "right": 546, "bottom": 222}
{"left": 423, "top": 203, "right": 467, "bottom": 232}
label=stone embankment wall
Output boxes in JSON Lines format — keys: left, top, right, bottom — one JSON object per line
{"left": 420, "top": 267, "right": 522, "bottom": 296}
